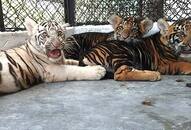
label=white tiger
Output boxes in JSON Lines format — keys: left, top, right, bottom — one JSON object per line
{"left": 0, "top": 17, "right": 106, "bottom": 94}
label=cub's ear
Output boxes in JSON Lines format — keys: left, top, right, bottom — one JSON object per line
{"left": 108, "top": 15, "right": 122, "bottom": 30}
{"left": 157, "top": 18, "right": 169, "bottom": 35}
{"left": 140, "top": 17, "right": 153, "bottom": 34}
{"left": 24, "top": 17, "right": 37, "bottom": 36}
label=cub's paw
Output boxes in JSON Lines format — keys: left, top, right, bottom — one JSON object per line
{"left": 114, "top": 65, "right": 130, "bottom": 80}
{"left": 85, "top": 65, "right": 106, "bottom": 80}
{"left": 114, "top": 65, "right": 161, "bottom": 81}
{"left": 143, "top": 70, "right": 161, "bottom": 81}
{"left": 144, "top": 70, "right": 161, "bottom": 81}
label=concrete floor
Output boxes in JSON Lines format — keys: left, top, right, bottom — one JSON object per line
{"left": 0, "top": 76, "right": 191, "bottom": 130}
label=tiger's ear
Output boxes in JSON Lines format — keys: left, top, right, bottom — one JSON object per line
{"left": 157, "top": 18, "right": 169, "bottom": 35}
{"left": 140, "top": 17, "right": 153, "bottom": 34}
{"left": 108, "top": 15, "right": 122, "bottom": 30}
{"left": 24, "top": 17, "right": 37, "bottom": 36}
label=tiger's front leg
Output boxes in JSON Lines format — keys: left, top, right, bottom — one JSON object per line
{"left": 82, "top": 57, "right": 161, "bottom": 81}
{"left": 114, "top": 65, "right": 161, "bottom": 81}
{"left": 43, "top": 64, "right": 106, "bottom": 82}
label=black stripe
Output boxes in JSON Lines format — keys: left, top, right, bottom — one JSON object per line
{"left": 16, "top": 52, "right": 41, "bottom": 84}
{"left": 41, "top": 22, "right": 47, "bottom": 26}
{"left": 0, "top": 62, "right": 2, "bottom": 83}
{"left": 17, "top": 64, "right": 25, "bottom": 81}
{"left": 4, "top": 52, "right": 17, "bottom": 67}
{"left": 0, "top": 61, "right": 2, "bottom": 71}
{"left": 14, "top": 51, "right": 35, "bottom": 77}
{"left": 14, "top": 50, "right": 42, "bottom": 84}
{"left": 89, "top": 52, "right": 101, "bottom": 65}
{"left": 25, "top": 44, "right": 41, "bottom": 74}
{"left": 94, "top": 50, "right": 105, "bottom": 64}
{"left": 24, "top": 48, "right": 43, "bottom": 83}
{"left": 8, "top": 63, "right": 24, "bottom": 89}
{"left": 35, "top": 55, "right": 49, "bottom": 64}
{"left": 26, "top": 42, "right": 49, "bottom": 64}
{"left": 26, "top": 43, "right": 45, "bottom": 81}
{"left": 25, "top": 74, "right": 31, "bottom": 85}
{"left": 29, "top": 53, "right": 46, "bottom": 72}
{"left": 18, "top": 63, "right": 32, "bottom": 86}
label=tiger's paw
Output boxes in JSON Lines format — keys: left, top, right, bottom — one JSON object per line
{"left": 144, "top": 70, "right": 161, "bottom": 81}
{"left": 114, "top": 65, "right": 161, "bottom": 81}
{"left": 85, "top": 65, "right": 106, "bottom": 80}
{"left": 114, "top": 65, "right": 130, "bottom": 80}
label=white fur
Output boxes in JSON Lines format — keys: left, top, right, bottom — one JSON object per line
{"left": 143, "top": 22, "right": 160, "bottom": 38}
{"left": 44, "top": 65, "right": 106, "bottom": 82}
{"left": 0, "top": 18, "right": 107, "bottom": 94}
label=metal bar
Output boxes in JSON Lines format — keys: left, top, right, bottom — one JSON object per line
{"left": 149, "top": 0, "right": 164, "bottom": 21}
{"left": 138, "top": 0, "right": 142, "bottom": 17}
{"left": 0, "top": 0, "right": 5, "bottom": 31}
{"left": 64, "top": 0, "right": 75, "bottom": 26}
{"left": 156, "top": 0, "right": 164, "bottom": 19}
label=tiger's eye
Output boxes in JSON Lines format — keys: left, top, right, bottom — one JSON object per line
{"left": 117, "top": 26, "right": 123, "bottom": 30}
{"left": 175, "top": 33, "right": 184, "bottom": 41}
{"left": 42, "top": 32, "right": 48, "bottom": 38}
{"left": 58, "top": 31, "right": 65, "bottom": 39}
{"left": 57, "top": 31, "right": 63, "bottom": 36}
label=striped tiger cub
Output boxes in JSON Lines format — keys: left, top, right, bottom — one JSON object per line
{"left": 63, "top": 15, "right": 128, "bottom": 66}
{"left": 0, "top": 18, "right": 106, "bottom": 94}
{"left": 156, "top": 17, "right": 191, "bottom": 62}
{"left": 80, "top": 16, "right": 191, "bottom": 81}
{"left": 64, "top": 31, "right": 114, "bottom": 61}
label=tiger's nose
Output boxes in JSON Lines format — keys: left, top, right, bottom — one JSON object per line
{"left": 52, "top": 41, "right": 61, "bottom": 48}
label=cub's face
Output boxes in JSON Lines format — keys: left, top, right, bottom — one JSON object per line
{"left": 24, "top": 17, "right": 66, "bottom": 63}
{"left": 108, "top": 15, "right": 154, "bottom": 41}
{"left": 158, "top": 18, "right": 191, "bottom": 56}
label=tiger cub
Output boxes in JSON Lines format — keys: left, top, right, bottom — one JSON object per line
{"left": 156, "top": 17, "right": 191, "bottom": 62}
{"left": 64, "top": 32, "right": 114, "bottom": 61}
{"left": 80, "top": 17, "right": 191, "bottom": 81}
{"left": 63, "top": 15, "right": 128, "bottom": 61}
{"left": 0, "top": 17, "right": 106, "bottom": 94}
{"left": 112, "top": 15, "right": 191, "bottom": 61}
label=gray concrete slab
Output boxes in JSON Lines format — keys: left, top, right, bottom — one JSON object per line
{"left": 0, "top": 76, "right": 191, "bottom": 130}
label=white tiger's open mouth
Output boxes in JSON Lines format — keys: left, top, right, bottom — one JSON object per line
{"left": 47, "top": 49, "right": 62, "bottom": 58}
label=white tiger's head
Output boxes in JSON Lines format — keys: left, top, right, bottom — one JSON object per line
{"left": 24, "top": 17, "right": 66, "bottom": 63}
